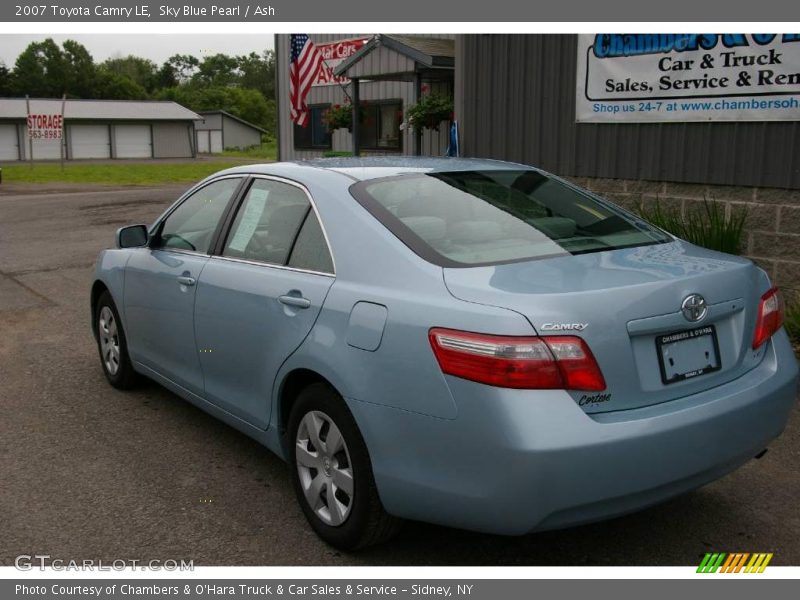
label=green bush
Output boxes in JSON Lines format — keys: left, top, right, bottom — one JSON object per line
{"left": 784, "top": 293, "right": 800, "bottom": 350}
{"left": 322, "top": 151, "right": 353, "bottom": 158}
{"left": 636, "top": 197, "right": 748, "bottom": 255}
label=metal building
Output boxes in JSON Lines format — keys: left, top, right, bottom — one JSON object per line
{"left": 0, "top": 98, "right": 200, "bottom": 161}
{"left": 455, "top": 35, "right": 800, "bottom": 190}
{"left": 276, "top": 34, "right": 455, "bottom": 160}
{"left": 195, "top": 110, "right": 266, "bottom": 153}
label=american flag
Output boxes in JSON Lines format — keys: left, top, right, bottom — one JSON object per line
{"left": 289, "top": 34, "right": 324, "bottom": 127}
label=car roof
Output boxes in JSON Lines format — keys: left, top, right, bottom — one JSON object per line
{"left": 212, "top": 156, "right": 535, "bottom": 182}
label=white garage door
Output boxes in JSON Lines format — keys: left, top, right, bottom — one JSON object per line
{"left": 29, "top": 135, "right": 63, "bottom": 160}
{"left": 115, "top": 125, "right": 152, "bottom": 158}
{"left": 210, "top": 130, "right": 223, "bottom": 153}
{"left": 70, "top": 124, "right": 110, "bottom": 159}
{"left": 0, "top": 124, "right": 20, "bottom": 160}
{"left": 196, "top": 130, "right": 210, "bottom": 153}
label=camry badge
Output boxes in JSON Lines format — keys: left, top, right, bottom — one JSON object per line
{"left": 541, "top": 323, "right": 588, "bottom": 331}
{"left": 681, "top": 294, "right": 708, "bottom": 322}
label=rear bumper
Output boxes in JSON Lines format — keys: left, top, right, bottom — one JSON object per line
{"left": 347, "top": 330, "right": 798, "bottom": 535}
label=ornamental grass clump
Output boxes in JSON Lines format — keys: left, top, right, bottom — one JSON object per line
{"left": 636, "top": 197, "right": 748, "bottom": 255}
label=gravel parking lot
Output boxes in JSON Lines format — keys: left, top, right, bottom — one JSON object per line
{"left": 1, "top": 182, "right": 798, "bottom": 566}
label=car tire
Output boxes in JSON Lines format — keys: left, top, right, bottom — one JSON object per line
{"left": 288, "top": 382, "right": 401, "bottom": 550}
{"left": 95, "top": 290, "right": 139, "bottom": 390}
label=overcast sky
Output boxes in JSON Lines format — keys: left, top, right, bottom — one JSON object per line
{"left": 0, "top": 34, "right": 275, "bottom": 67}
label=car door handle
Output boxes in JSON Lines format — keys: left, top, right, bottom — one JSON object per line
{"left": 278, "top": 294, "right": 311, "bottom": 309}
{"left": 177, "top": 275, "right": 196, "bottom": 287}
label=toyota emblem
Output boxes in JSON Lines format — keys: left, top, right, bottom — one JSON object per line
{"left": 681, "top": 294, "right": 708, "bottom": 322}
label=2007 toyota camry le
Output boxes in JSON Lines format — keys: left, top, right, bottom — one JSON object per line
{"left": 91, "top": 157, "right": 798, "bottom": 549}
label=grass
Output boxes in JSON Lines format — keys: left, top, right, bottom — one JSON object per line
{"left": 0, "top": 160, "right": 250, "bottom": 186}
{"left": 636, "top": 197, "right": 748, "bottom": 255}
{"left": 213, "top": 139, "right": 277, "bottom": 160}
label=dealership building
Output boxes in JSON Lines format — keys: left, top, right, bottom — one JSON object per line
{"left": 0, "top": 98, "right": 201, "bottom": 160}
{"left": 276, "top": 33, "right": 800, "bottom": 294}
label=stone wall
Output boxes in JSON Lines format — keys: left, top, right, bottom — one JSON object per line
{"left": 563, "top": 176, "right": 800, "bottom": 296}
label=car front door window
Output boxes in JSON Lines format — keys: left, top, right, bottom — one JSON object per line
{"left": 158, "top": 178, "right": 242, "bottom": 254}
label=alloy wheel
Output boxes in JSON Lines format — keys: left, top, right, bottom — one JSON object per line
{"left": 295, "top": 410, "right": 354, "bottom": 526}
{"left": 98, "top": 306, "right": 120, "bottom": 376}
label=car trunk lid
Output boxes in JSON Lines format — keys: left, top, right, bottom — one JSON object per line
{"left": 442, "top": 241, "right": 767, "bottom": 413}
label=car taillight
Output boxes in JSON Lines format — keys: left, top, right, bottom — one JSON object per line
{"left": 752, "top": 286, "right": 785, "bottom": 350}
{"left": 428, "top": 328, "right": 606, "bottom": 391}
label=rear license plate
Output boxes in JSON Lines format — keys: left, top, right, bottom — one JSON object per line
{"left": 655, "top": 325, "right": 721, "bottom": 385}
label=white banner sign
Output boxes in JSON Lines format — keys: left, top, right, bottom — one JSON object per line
{"left": 312, "top": 37, "right": 369, "bottom": 87}
{"left": 576, "top": 34, "right": 800, "bottom": 122}
{"left": 26, "top": 113, "right": 63, "bottom": 139}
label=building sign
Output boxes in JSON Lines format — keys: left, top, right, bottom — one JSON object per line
{"left": 576, "top": 34, "right": 800, "bottom": 122}
{"left": 27, "top": 113, "right": 63, "bottom": 139}
{"left": 312, "top": 37, "right": 369, "bottom": 86}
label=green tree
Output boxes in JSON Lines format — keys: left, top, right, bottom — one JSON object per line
{"left": 62, "top": 39, "right": 97, "bottom": 97}
{"left": 101, "top": 55, "right": 159, "bottom": 93}
{"left": 12, "top": 39, "right": 65, "bottom": 96}
{"left": 94, "top": 70, "right": 148, "bottom": 100}
{"left": 194, "top": 53, "right": 240, "bottom": 87}
{"left": 237, "top": 50, "right": 275, "bottom": 99}
{"left": 167, "top": 54, "right": 199, "bottom": 83}
{"left": 0, "top": 63, "right": 11, "bottom": 96}
{"left": 10, "top": 38, "right": 97, "bottom": 98}
{"left": 154, "top": 61, "right": 178, "bottom": 89}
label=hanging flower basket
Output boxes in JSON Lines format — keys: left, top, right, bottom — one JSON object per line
{"left": 322, "top": 101, "right": 369, "bottom": 133}
{"left": 322, "top": 103, "right": 353, "bottom": 132}
{"left": 406, "top": 93, "right": 454, "bottom": 132}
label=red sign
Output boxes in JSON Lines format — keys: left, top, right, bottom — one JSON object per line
{"left": 312, "top": 38, "right": 369, "bottom": 87}
{"left": 27, "top": 113, "right": 63, "bottom": 139}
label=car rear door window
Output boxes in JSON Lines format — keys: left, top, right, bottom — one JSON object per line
{"left": 288, "top": 211, "right": 334, "bottom": 274}
{"left": 157, "top": 178, "right": 242, "bottom": 254}
{"left": 222, "top": 179, "right": 311, "bottom": 266}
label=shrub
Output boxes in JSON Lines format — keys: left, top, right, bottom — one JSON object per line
{"left": 636, "top": 197, "right": 748, "bottom": 255}
{"left": 784, "top": 292, "right": 800, "bottom": 352}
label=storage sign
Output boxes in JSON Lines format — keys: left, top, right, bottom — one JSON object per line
{"left": 27, "top": 113, "right": 63, "bottom": 139}
{"left": 576, "top": 34, "right": 800, "bottom": 122}
{"left": 312, "top": 38, "right": 369, "bottom": 86}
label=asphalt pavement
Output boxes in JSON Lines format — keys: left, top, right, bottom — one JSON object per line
{"left": 0, "top": 183, "right": 798, "bottom": 566}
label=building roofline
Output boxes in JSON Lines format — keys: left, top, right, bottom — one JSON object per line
{"left": 333, "top": 34, "right": 455, "bottom": 78}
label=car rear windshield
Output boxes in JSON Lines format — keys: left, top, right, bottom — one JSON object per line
{"left": 350, "top": 170, "right": 671, "bottom": 267}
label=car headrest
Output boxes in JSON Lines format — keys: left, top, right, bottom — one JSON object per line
{"left": 400, "top": 216, "right": 447, "bottom": 242}
{"left": 447, "top": 221, "right": 504, "bottom": 244}
{"left": 396, "top": 195, "right": 449, "bottom": 220}
{"left": 527, "top": 217, "right": 577, "bottom": 239}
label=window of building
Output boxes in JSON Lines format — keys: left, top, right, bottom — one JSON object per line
{"left": 294, "top": 105, "right": 332, "bottom": 150}
{"left": 359, "top": 100, "right": 402, "bottom": 151}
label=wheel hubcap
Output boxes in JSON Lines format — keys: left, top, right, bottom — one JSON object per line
{"left": 98, "top": 306, "right": 120, "bottom": 376}
{"left": 295, "top": 410, "right": 354, "bottom": 526}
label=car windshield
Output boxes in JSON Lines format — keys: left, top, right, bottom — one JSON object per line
{"left": 350, "top": 170, "right": 671, "bottom": 267}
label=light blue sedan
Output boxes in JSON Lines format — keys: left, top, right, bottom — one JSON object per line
{"left": 91, "top": 157, "right": 798, "bottom": 549}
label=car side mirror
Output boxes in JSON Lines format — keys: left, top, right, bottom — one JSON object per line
{"left": 116, "top": 224, "right": 149, "bottom": 249}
